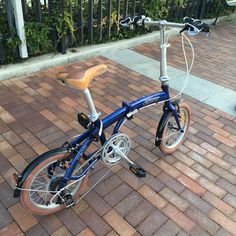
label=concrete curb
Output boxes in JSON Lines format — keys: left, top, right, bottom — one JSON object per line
{"left": 0, "top": 31, "right": 170, "bottom": 81}
{"left": 0, "top": 13, "right": 235, "bottom": 81}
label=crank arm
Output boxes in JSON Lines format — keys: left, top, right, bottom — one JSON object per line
{"left": 114, "top": 148, "right": 146, "bottom": 178}
{"left": 114, "top": 148, "right": 134, "bottom": 165}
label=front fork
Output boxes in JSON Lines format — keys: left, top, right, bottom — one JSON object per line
{"left": 159, "top": 24, "right": 182, "bottom": 130}
{"left": 165, "top": 99, "right": 182, "bottom": 130}
{"left": 162, "top": 84, "right": 182, "bottom": 131}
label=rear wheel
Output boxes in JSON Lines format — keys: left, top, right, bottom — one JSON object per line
{"left": 158, "top": 103, "right": 191, "bottom": 154}
{"left": 20, "top": 149, "right": 88, "bottom": 215}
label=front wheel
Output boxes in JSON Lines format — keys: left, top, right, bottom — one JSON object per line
{"left": 20, "top": 149, "right": 88, "bottom": 215}
{"left": 157, "top": 103, "right": 191, "bottom": 154}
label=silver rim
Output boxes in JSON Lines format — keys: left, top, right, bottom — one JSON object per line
{"left": 28, "top": 155, "right": 82, "bottom": 210}
{"left": 163, "top": 107, "right": 189, "bottom": 149}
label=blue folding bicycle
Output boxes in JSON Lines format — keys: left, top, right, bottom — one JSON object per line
{"left": 13, "top": 16, "right": 209, "bottom": 215}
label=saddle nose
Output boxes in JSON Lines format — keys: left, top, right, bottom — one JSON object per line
{"left": 57, "top": 64, "right": 107, "bottom": 90}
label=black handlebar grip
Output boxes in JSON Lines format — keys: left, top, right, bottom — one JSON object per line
{"left": 182, "top": 17, "right": 210, "bottom": 34}
{"left": 120, "top": 17, "right": 131, "bottom": 26}
{"left": 120, "top": 16, "right": 142, "bottom": 27}
{"left": 183, "top": 17, "right": 194, "bottom": 24}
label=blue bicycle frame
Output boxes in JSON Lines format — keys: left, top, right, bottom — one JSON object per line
{"left": 55, "top": 19, "right": 187, "bottom": 186}
{"left": 61, "top": 84, "right": 181, "bottom": 184}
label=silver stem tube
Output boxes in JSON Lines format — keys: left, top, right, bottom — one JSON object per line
{"left": 83, "top": 88, "right": 99, "bottom": 121}
{"left": 160, "top": 26, "right": 167, "bottom": 79}
{"left": 138, "top": 20, "right": 185, "bottom": 84}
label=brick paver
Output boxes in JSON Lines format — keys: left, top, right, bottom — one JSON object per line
{"left": 0, "top": 20, "right": 236, "bottom": 235}
{"left": 133, "top": 21, "right": 236, "bottom": 91}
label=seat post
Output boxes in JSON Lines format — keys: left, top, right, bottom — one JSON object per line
{"left": 83, "top": 88, "right": 99, "bottom": 122}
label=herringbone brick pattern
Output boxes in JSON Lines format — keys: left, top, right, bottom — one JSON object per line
{"left": 0, "top": 21, "right": 236, "bottom": 235}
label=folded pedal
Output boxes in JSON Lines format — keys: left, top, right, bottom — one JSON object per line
{"left": 77, "top": 112, "right": 90, "bottom": 129}
{"left": 129, "top": 163, "right": 146, "bottom": 178}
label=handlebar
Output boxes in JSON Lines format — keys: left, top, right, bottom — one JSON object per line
{"left": 181, "top": 17, "right": 210, "bottom": 34}
{"left": 120, "top": 16, "right": 210, "bottom": 35}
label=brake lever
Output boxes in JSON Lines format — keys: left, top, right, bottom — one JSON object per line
{"left": 201, "top": 23, "right": 210, "bottom": 35}
{"left": 180, "top": 25, "right": 188, "bottom": 34}
{"left": 180, "top": 23, "right": 210, "bottom": 37}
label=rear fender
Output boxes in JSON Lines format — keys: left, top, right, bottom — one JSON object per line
{"left": 13, "top": 148, "right": 69, "bottom": 198}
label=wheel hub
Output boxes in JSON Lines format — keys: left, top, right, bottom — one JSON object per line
{"left": 48, "top": 176, "right": 64, "bottom": 194}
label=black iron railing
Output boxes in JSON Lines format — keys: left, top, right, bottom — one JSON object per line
{"left": 0, "top": 0, "right": 234, "bottom": 65}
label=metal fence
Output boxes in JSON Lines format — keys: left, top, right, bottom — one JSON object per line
{"left": 166, "top": 0, "right": 233, "bottom": 21}
{"left": 0, "top": 0, "right": 234, "bottom": 65}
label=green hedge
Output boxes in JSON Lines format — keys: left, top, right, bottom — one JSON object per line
{"left": 0, "top": 0, "right": 232, "bottom": 64}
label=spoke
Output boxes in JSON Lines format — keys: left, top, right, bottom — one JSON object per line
{"left": 32, "top": 185, "right": 46, "bottom": 191}
{"left": 31, "top": 195, "right": 41, "bottom": 202}
{"left": 34, "top": 164, "right": 63, "bottom": 180}
{"left": 38, "top": 191, "right": 48, "bottom": 201}
{"left": 33, "top": 179, "right": 47, "bottom": 185}
{"left": 167, "top": 139, "right": 171, "bottom": 146}
{"left": 44, "top": 191, "right": 49, "bottom": 203}
{"left": 167, "top": 127, "right": 171, "bottom": 136}
{"left": 31, "top": 194, "right": 44, "bottom": 204}
{"left": 37, "top": 197, "right": 45, "bottom": 205}
{"left": 31, "top": 182, "right": 45, "bottom": 188}
{"left": 171, "top": 135, "right": 177, "bottom": 146}
{"left": 34, "top": 172, "right": 63, "bottom": 181}
{"left": 170, "top": 137, "right": 175, "bottom": 146}
{"left": 34, "top": 173, "right": 48, "bottom": 179}
{"left": 166, "top": 139, "right": 169, "bottom": 145}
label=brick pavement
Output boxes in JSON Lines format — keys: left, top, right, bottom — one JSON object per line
{"left": 134, "top": 20, "right": 236, "bottom": 91}
{"left": 0, "top": 21, "right": 236, "bottom": 235}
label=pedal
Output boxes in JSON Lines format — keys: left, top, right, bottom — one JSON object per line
{"left": 129, "top": 163, "right": 146, "bottom": 178}
{"left": 77, "top": 112, "right": 90, "bottom": 129}
{"left": 63, "top": 192, "right": 75, "bottom": 208}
